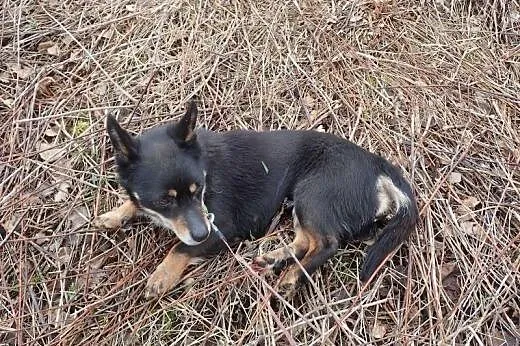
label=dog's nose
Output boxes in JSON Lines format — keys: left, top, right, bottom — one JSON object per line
{"left": 191, "top": 230, "right": 209, "bottom": 243}
{"left": 186, "top": 213, "right": 210, "bottom": 243}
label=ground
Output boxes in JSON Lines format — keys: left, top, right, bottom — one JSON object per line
{"left": 1, "top": 0, "right": 519, "bottom": 345}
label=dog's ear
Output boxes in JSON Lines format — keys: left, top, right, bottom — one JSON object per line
{"left": 106, "top": 115, "right": 138, "bottom": 163}
{"left": 169, "top": 100, "right": 198, "bottom": 144}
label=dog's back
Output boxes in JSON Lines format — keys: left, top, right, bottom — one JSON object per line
{"left": 200, "top": 129, "right": 418, "bottom": 284}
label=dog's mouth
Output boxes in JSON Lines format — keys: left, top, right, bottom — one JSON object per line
{"left": 140, "top": 207, "right": 211, "bottom": 246}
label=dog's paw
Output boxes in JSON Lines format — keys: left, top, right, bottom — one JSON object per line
{"left": 144, "top": 265, "right": 181, "bottom": 299}
{"left": 278, "top": 270, "right": 300, "bottom": 299}
{"left": 92, "top": 211, "right": 127, "bottom": 230}
{"left": 252, "top": 255, "right": 276, "bottom": 270}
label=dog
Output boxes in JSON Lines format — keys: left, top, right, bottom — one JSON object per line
{"left": 93, "top": 101, "right": 418, "bottom": 298}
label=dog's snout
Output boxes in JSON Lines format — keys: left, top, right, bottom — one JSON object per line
{"left": 191, "top": 227, "right": 209, "bottom": 242}
{"left": 186, "top": 210, "right": 210, "bottom": 243}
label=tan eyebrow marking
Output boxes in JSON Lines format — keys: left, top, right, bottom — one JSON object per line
{"left": 189, "top": 183, "right": 197, "bottom": 194}
{"left": 168, "top": 189, "right": 177, "bottom": 197}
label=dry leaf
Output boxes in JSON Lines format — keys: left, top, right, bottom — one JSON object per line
{"left": 456, "top": 196, "right": 480, "bottom": 221}
{"left": 37, "top": 77, "right": 57, "bottom": 97}
{"left": 462, "top": 196, "right": 480, "bottom": 209}
{"left": 94, "top": 82, "right": 108, "bottom": 95}
{"left": 448, "top": 172, "right": 462, "bottom": 184}
{"left": 37, "top": 142, "right": 66, "bottom": 163}
{"left": 61, "top": 35, "right": 73, "bottom": 46}
{"left": 57, "top": 246, "right": 71, "bottom": 266}
{"left": 38, "top": 41, "right": 55, "bottom": 52}
{"left": 372, "top": 322, "right": 387, "bottom": 339}
{"left": 67, "top": 206, "right": 89, "bottom": 230}
{"left": 35, "top": 230, "right": 51, "bottom": 245}
{"left": 54, "top": 182, "right": 71, "bottom": 202}
{"left": 2, "top": 98, "right": 14, "bottom": 108}
{"left": 461, "top": 221, "right": 486, "bottom": 237}
{"left": 461, "top": 221, "right": 476, "bottom": 234}
{"left": 2, "top": 213, "right": 22, "bottom": 233}
{"left": 441, "top": 262, "right": 457, "bottom": 279}
{"left": 99, "top": 28, "right": 114, "bottom": 39}
{"left": 37, "top": 41, "right": 61, "bottom": 56}
{"left": 47, "top": 44, "right": 60, "bottom": 56}
{"left": 443, "top": 274, "right": 461, "bottom": 303}
{"left": 44, "top": 124, "right": 60, "bottom": 137}
{"left": 126, "top": 4, "right": 137, "bottom": 11}
{"left": 350, "top": 15, "right": 363, "bottom": 23}
{"left": 8, "top": 64, "right": 32, "bottom": 79}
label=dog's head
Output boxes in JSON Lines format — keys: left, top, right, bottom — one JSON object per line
{"left": 105, "top": 101, "right": 210, "bottom": 245}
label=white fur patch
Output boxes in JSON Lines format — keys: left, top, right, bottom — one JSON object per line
{"left": 375, "top": 175, "right": 410, "bottom": 218}
{"left": 140, "top": 206, "right": 202, "bottom": 246}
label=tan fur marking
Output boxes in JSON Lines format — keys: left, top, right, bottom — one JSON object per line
{"left": 263, "top": 227, "right": 310, "bottom": 263}
{"left": 92, "top": 200, "right": 137, "bottom": 229}
{"left": 168, "top": 189, "right": 177, "bottom": 197}
{"left": 189, "top": 183, "right": 197, "bottom": 194}
{"left": 279, "top": 229, "right": 324, "bottom": 296}
{"left": 145, "top": 244, "right": 193, "bottom": 298}
{"left": 171, "top": 217, "right": 190, "bottom": 240}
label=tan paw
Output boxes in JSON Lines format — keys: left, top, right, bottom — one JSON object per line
{"left": 144, "top": 264, "right": 181, "bottom": 299}
{"left": 252, "top": 255, "right": 276, "bottom": 269}
{"left": 92, "top": 210, "right": 128, "bottom": 229}
{"left": 278, "top": 270, "right": 300, "bottom": 299}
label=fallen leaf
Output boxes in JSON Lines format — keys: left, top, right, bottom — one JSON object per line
{"left": 35, "top": 230, "right": 51, "bottom": 245}
{"left": 2, "top": 98, "right": 14, "bottom": 108}
{"left": 57, "top": 246, "right": 71, "bottom": 266}
{"left": 443, "top": 274, "right": 461, "bottom": 303}
{"left": 461, "top": 221, "right": 486, "bottom": 237}
{"left": 461, "top": 221, "right": 476, "bottom": 234}
{"left": 456, "top": 196, "right": 481, "bottom": 221}
{"left": 44, "top": 124, "right": 60, "bottom": 137}
{"left": 350, "top": 15, "right": 363, "bottom": 23}
{"left": 99, "top": 28, "right": 114, "bottom": 40}
{"left": 54, "top": 182, "right": 71, "bottom": 202}
{"left": 2, "top": 213, "right": 22, "bottom": 233}
{"left": 441, "top": 262, "right": 458, "bottom": 279}
{"left": 462, "top": 196, "right": 480, "bottom": 209}
{"left": 126, "top": 4, "right": 137, "bottom": 11}
{"left": 47, "top": 44, "right": 60, "bottom": 56}
{"left": 38, "top": 41, "right": 55, "bottom": 52}
{"left": 67, "top": 206, "right": 90, "bottom": 230}
{"left": 8, "top": 64, "right": 32, "bottom": 79}
{"left": 61, "top": 34, "right": 73, "bottom": 45}
{"left": 372, "top": 322, "right": 387, "bottom": 339}
{"left": 94, "top": 82, "right": 108, "bottom": 95}
{"left": 37, "top": 142, "right": 66, "bottom": 163}
{"left": 37, "top": 77, "right": 57, "bottom": 97}
{"left": 448, "top": 172, "right": 462, "bottom": 184}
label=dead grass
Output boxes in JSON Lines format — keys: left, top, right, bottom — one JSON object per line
{"left": 1, "top": 0, "right": 519, "bottom": 345}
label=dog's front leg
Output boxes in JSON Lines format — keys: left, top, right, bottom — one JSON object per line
{"left": 145, "top": 243, "right": 197, "bottom": 298}
{"left": 92, "top": 200, "right": 137, "bottom": 229}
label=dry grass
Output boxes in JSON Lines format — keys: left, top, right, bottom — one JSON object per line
{"left": 1, "top": 0, "right": 519, "bottom": 345}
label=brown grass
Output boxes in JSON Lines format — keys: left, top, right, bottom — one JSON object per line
{"left": 1, "top": 0, "right": 519, "bottom": 345}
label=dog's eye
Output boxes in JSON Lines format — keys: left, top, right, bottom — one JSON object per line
{"left": 158, "top": 196, "right": 175, "bottom": 208}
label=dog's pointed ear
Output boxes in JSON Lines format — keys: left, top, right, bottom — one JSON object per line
{"left": 106, "top": 115, "right": 138, "bottom": 163}
{"left": 169, "top": 100, "right": 198, "bottom": 144}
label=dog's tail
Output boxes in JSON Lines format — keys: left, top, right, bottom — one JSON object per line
{"left": 359, "top": 178, "right": 418, "bottom": 282}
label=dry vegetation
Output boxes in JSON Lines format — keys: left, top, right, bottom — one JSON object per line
{"left": 1, "top": 0, "right": 519, "bottom": 345}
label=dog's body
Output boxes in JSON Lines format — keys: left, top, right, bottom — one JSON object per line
{"left": 94, "top": 102, "right": 418, "bottom": 298}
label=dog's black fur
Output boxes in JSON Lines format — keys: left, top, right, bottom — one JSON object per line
{"left": 100, "top": 101, "right": 418, "bottom": 297}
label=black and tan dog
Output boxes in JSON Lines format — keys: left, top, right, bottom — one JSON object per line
{"left": 93, "top": 101, "right": 418, "bottom": 298}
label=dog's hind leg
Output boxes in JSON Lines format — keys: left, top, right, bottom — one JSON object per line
{"left": 253, "top": 210, "right": 310, "bottom": 273}
{"left": 278, "top": 230, "right": 339, "bottom": 297}
{"left": 92, "top": 200, "right": 137, "bottom": 230}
